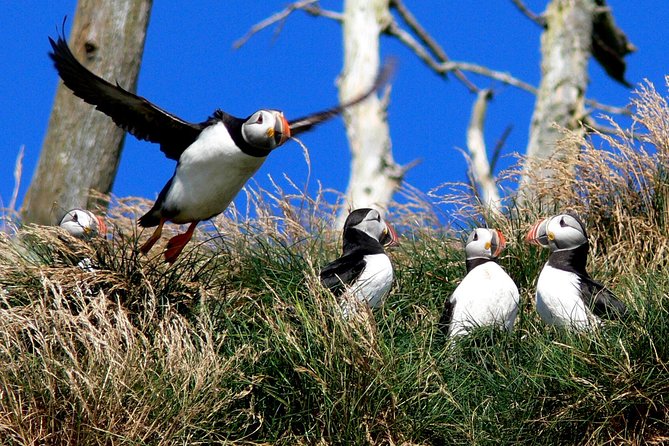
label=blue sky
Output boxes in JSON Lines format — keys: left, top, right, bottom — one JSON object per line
{"left": 1, "top": 1, "right": 667, "bottom": 222}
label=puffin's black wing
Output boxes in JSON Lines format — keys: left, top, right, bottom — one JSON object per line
{"left": 288, "top": 58, "right": 396, "bottom": 136}
{"left": 319, "top": 252, "right": 367, "bottom": 297}
{"left": 579, "top": 276, "right": 627, "bottom": 320}
{"left": 438, "top": 296, "right": 454, "bottom": 336}
{"left": 48, "top": 34, "right": 204, "bottom": 161}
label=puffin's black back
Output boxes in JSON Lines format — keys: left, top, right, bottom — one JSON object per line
{"left": 320, "top": 209, "right": 387, "bottom": 296}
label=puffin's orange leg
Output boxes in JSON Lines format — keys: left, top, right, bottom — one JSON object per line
{"left": 140, "top": 218, "right": 166, "bottom": 255}
{"left": 164, "top": 221, "right": 199, "bottom": 264}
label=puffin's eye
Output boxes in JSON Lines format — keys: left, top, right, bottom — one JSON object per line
{"left": 559, "top": 217, "right": 566, "bottom": 227}
{"left": 72, "top": 213, "right": 79, "bottom": 222}
{"left": 256, "top": 114, "right": 264, "bottom": 125}
{"left": 473, "top": 231, "right": 478, "bottom": 241}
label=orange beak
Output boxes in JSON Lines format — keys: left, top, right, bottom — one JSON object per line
{"left": 276, "top": 113, "right": 291, "bottom": 146}
{"left": 383, "top": 222, "right": 400, "bottom": 248}
{"left": 95, "top": 215, "right": 107, "bottom": 237}
{"left": 493, "top": 229, "right": 506, "bottom": 257}
{"left": 526, "top": 218, "right": 549, "bottom": 246}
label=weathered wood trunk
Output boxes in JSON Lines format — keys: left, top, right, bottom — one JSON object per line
{"left": 22, "top": 0, "right": 152, "bottom": 225}
{"left": 337, "top": 0, "right": 403, "bottom": 224}
{"left": 520, "top": 0, "right": 594, "bottom": 197}
{"left": 466, "top": 89, "right": 501, "bottom": 213}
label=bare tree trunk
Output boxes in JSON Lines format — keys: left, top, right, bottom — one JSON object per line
{"left": 466, "top": 89, "right": 501, "bottom": 213}
{"left": 22, "top": 0, "right": 152, "bottom": 225}
{"left": 519, "top": 0, "right": 594, "bottom": 197}
{"left": 337, "top": 0, "right": 404, "bottom": 224}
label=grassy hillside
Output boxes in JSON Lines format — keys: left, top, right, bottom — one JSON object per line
{"left": 0, "top": 82, "right": 667, "bottom": 445}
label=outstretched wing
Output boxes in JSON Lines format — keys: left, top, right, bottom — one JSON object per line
{"left": 319, "top": 252, "right": 366, "bottom": 297}
{"left": 288, "top": 58, "right": 396, "bottom": 136}
{"left": 579, "top": 276, "right": 628, "bottom": 320}
{"left": 49, "top": 34, "right": 204, "bottom": 160}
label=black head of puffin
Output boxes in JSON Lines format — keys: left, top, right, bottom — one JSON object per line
{"left": 241, "top": 109, "right": 291, "bottom": 150}
{"left": 465, "top": 228, "right": 506, "bottom": 260}
{"left": 526, "top": 212, "right": 588, "bottom": 252}
{"left": 345, "top": 208, "right": 399, "bottom": 248}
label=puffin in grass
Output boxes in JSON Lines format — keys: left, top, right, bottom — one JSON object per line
{"left": 58, "top": 208, "right": 106, "bottom": 239}
{"left": 48, "top": 32, "right": 394, "bottom": 263}
{"left": 439, "top": 228, "right": 519, "bottom": 338}
{"left": 320, "top": 208, "right": 399, "bottom": 318}
{"left": 526, "top": 212, "right": 627, "bottom": 330}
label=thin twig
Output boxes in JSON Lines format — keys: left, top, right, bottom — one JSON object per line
{"left": 10, "top": 145, "right": 24, "bottom": 213}
{"left": 439, "top": 60, "right": 537, "bottom": 94}
{"left": 390, "top": 0, "right": 479, "bottom": 93}
{"left": 490, "top": 125, "right": 513, "bottom": 173}
{"left": 234, "top": 0, "right": 335, "bottom": 49}
{"left": 302, "top": 5, "right": 343, "bottom": 22}
{"left": 436, "top": 60, "right": 630, "bottom": 116}
{"left": 385, "top": 22, "right": 447, "bottom": 76}
{"left": 584, "top": 100, "right": 632, "bottom": 116}
{"left": 584, "top": 120, "right": 642, "bottom": 141}
{"left": 510, "top": 0, "right": 546, "bottom": 27}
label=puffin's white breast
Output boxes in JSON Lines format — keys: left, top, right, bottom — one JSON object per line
{"left": 535, "top": 264, "right": 598, "bottom": 329}
{"left": 164, "top": 122, "right": 267, "bottom": 222}
{"left": 350, "top": 253, "right": 394, "bottom": 308}
{"left": 448, "top": 261, "right": 519, "bottom": 337}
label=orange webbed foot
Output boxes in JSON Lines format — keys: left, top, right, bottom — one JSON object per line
{"left": 163, "top": 221, "right": 199, "bottom": 264}
{"left": 140, "top": 219, "right": 165, "bottom": 255}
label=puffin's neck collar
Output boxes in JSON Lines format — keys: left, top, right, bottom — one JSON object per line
{"left": 548, "top": 242, "right": 589, "bottom": 276}
{"left": 466, "top": 257, "right": 497, "bottom": 273}
{"left": 209, "top": 110, "right": 272, "bottom": 158}
{"left": 342, "top": 228, "right": 385, "bottom": 256}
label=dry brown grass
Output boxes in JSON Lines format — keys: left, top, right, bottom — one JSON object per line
{"left": 431, "top": 76, "right": 669, "bottom": 279}
{"left": 520, "top": 77, "right": 669, "bottom": 274}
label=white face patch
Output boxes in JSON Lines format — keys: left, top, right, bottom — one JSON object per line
{"left": 546, "top": 214, "right": 587, "bottom": 251}
{"left": 241, "top": 109, "right": 284, "bottom": 150}
{"left": 59, "top": 209, "right": 98, "bottom": 238}
{"left": 352, "top": 209, "right": 388, "bottom": 242}
{"left": 465, "top": 228, "right": 494, "bottom": 259}
{"left": 465, "top": 228, "right": 504, "bottom": 260}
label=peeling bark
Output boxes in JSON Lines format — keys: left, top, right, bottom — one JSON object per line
{"left": 22, "top": 0, "right": 152, "bottom": 225}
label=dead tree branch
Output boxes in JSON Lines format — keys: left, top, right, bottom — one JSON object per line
{"left": 510, "top": 0, "right": 546, "bottom": 27}
{"left": 234, "top": 0, "right": 341, "bottom": 49}
{"left": 389, "top": 0, "right": 479, "bottom": 93}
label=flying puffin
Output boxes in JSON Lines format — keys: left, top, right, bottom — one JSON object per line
{"left": 439, "top": 228, "right": 519, "bottom": 338}
{"left": 526, "top": 212, "right": 627, "bottom": 329}
{"left": 320, "top": 208, "right": 399, "bottom": 317}
{"left": 48, "top": 34, "right": 393, "bottom": 263}
{"left": 58, "top": 208, "right": 106, "bottom": 239}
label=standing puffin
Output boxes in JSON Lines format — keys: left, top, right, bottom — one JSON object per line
{"left": 320, "top": 208, "right": 399, "bottom": 317}
{"left": 439, "top": 228, "right": 519, "bottom": 338}
{"left": 58, "top": 208, "right": 106, "bottom": 239}
{"left": 526, "top": 212, "right": 627, "bottom": 329}
{"left": 48, "top": 33, "right": 393, "bottom": 263}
